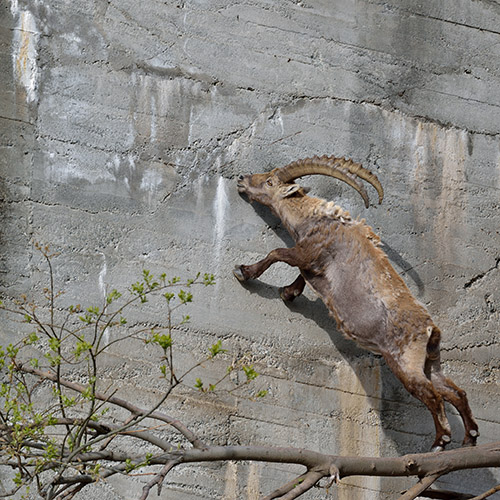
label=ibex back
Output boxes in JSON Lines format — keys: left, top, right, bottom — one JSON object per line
{"left": 234, "top": 155, "right": 478, "bottom": 451}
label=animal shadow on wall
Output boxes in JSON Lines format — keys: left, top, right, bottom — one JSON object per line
{"left": 233, "top": 155, "right": 479, "bottom": 455}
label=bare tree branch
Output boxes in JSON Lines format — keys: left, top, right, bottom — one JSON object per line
{"left": 19, "top": 364, "right": 207, "bottom": 449}
{"left": 163, "top": 442, "right": 500, "bottom": 478}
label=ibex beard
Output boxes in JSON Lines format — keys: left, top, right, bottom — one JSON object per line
{"left": 234, "top": 155, "right": 479, "bottom": 451}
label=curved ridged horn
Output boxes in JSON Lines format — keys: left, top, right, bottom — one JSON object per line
{"left": 276, "top": 155, "right": 384, "bottom": 208}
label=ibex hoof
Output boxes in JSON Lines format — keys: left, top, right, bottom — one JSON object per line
{"left": 279, "top": 287, "right": 296, "bottom": 302}
{"left": 233, "top": 266, "right": 247, "bottom": 282}
{"left": 462, "top": 429, "right": 479, "bottom": 447}
{"left": 430, "top": 445, "right": 444, "bottom": 453}
{"left": 431, "top": 434, "right": 451, "bottom": 452}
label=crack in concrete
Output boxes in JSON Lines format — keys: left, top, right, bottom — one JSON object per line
{"left": 463, "top": 257, "right": 500, "bottom": 289}
{"left": 378, "top": 2, "right": 500, "bottom": 37}
{"left": 0, "top": 114, "right": 34, "bottom": 126}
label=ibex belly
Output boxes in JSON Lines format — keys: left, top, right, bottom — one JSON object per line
{"left": 302, "top": 261, "right": 388, "bottom": 354}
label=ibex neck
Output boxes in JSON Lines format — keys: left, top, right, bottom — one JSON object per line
{"left": 273, "top": 196, "right": 318, "bottom": 241}
{"left": 273, "top": 195, "right": 352, "bottom": 242}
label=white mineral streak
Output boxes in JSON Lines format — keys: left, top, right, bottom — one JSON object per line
{"left": 10, "top": 0, "right": 19, "bottom": 16}
{"left": 213, "top": 174, "right": 229, "bottom": 263}
{"left": 12, "top": 8, "right": 39, "bottom": 103}
{"left": 150, "top": 93, "right": 157, "bottom": 142}
{"left": 98, "top": 255, "right": 107, "bottom": 300}
{"left": 195, "top": 175, "right": 207, "bottom": 216}
{"left": 210, "top": 174, "right": 230, "bottom": 303}
{"left": 140, "top": 167, "right": 162, "bottom": 206}
{"left": 49, "top": 161, "right": 116, "bottom": 184}
{"left": 140, "top": 168, "right": 162, "bottom": 192}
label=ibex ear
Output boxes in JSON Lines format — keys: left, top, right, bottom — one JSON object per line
{"left": 279, "top": 184, "right": 301, "bottom": 198}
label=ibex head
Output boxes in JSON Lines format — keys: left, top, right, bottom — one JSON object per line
{"left": 237, "top": 155, "right": 384, "bottom": 209}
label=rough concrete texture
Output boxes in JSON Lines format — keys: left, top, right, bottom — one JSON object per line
{"left": 1, "top": 0, "right": 500, "bottom": 498}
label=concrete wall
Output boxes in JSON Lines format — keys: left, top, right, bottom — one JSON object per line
{"left": 1, "top": 0, "right": 500, "bottom": 498}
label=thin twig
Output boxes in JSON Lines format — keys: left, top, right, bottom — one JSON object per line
{"left": 278, "top": 470, "right": 325, "bottom": 500}
{"left": 262, "top": 471, "right": 310, "bottom": 500}
{"left": 52, "top": 418, "right": 175, "bottom": 451}
{"left": 418, "top": 487, "right": 474, "bottom": 499}
{"left": 468, "top": 484, "right": 500, "bottom": 500}
{"left": 398, "top": 473, "right": 443, "bottom": 500}
{"left": 139, "top": 460, "right": 180, "bottom": 500}
{"left": 58, "top": 483, "right": 85, "bottom": 499}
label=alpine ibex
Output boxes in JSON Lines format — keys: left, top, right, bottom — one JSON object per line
{"left": 233, "top": 155, "right": 478, "bottom": 451}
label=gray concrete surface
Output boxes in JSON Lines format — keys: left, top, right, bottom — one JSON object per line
{"left": 1, "top": 0, "right": 499, "bottom": 498}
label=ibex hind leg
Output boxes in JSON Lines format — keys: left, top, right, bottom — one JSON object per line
{"left": 234, "top": 247, "right": 305, "bottom": 282}
{"left": 279, "top": 275, "right": 306, "bottom": 302}
{"left": 384, "top": 355, "right": 452, "bottom": 451}
{"left": 427, "top": 359, "right": 479, "bottom": 447}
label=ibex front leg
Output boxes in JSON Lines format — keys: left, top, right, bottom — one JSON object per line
{"left": 234, "top": 247, "right": 305, "bottom": 282}
{"left": 280, "top": 275, "right": 306, "bottom": 302}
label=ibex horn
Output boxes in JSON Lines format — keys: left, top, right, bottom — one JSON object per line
{"left": 275, "top": 155, "right": 384, "bottom": 208}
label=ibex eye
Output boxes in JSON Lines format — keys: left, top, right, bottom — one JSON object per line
{"left": 266, "top": 179, "right": 273, "bottom": 186}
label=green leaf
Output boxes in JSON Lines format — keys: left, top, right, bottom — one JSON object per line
{"left": 87, "top": 306, "right": 100, "bottom": 316}
{"left": 74, "top": 338, "right": 93, "bottom": 359}
{"left": 44, "top": 353, "right": 61, "bottom": 367}
{"left": 242, "top": 365, "right": 258, "bottom": 381}
{"left": 48, "top": 338, "right": 61, "bottom": 352}
{"left": 81, "top": 385, "right": 94, "bottom": 400}
{"left": 151, "top": 332, "right": 172, "bottom": 351}
{"left": 13, "top": 471, "right": 22, "bottom": 486}
{"left": 125, "top": 458, "right": 135, "bottom": 473}
{"left": 195, "top": 378, "right": 203, "bottom": 391}
{"left": 203, "top": 273, "right": 216, "bottom": 286}
{"left": 47, "top": 414, "right": 58, "bottom": 426}
{"left": 106, "top": 289, "right": 122, "bottom": 304}
{"left": 131, "top": 282, "right": 145, "bottom": 297}
{"left": 6, "top": 343, "right": 18, "bottom": 358}
{"left": 79, "top": 313, "right": 93, "bottom": 324}
{"left": 142, "top": 269, "right": 159, "bottom": 290}
{"left": 24, "top": 332, "right": 39, "bottom": 345}
{"left": 209, "top": 340, "right": 226, "bottom": 358}
{"left": 177, "top": 289, "right": 192, "bottom": 304}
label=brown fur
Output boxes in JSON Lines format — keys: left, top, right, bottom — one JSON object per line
{"left": 235, "top": 166, "right": 479, "bottom": 450}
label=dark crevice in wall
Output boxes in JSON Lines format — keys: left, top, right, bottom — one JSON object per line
{"left": 463, "top": 257, "right": 500, "bottom": 289}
